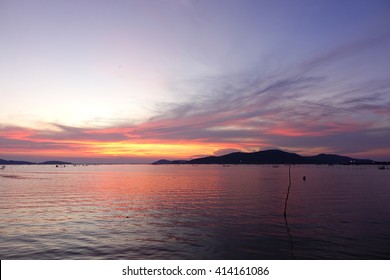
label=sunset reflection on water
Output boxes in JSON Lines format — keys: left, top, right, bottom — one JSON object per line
{"left": 1, "top": 164, "right": 389, "bottom": 259}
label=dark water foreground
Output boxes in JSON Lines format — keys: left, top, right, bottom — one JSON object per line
{"left": 1, "top": 164, "right": 389, "bottom": 259}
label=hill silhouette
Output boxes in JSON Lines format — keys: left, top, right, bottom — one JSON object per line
{"left": 0, "top": 159, "right": 72, "bottom": 165}
{"left": 153, "top": 149, "right": 375, "bottom": 165}
{"left": 0, "top": 159, "right": 34, "bottom": 165}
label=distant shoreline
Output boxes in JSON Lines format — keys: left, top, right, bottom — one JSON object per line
{"left": 0, "top": 160, "right": 72, "bottom": 165}
{"left": 153, "top": 149, "right": 390, "bottom": 165}
{"left": 2, "top": 149, "right": 390, "bottom": 166}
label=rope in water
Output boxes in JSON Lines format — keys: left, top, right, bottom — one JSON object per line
{"left": 283, "top": 164, "right": 291, "bottom": 217}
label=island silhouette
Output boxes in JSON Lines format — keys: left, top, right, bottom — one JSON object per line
{"left": 0, "top": 159, "right": 72, "bottom": 165}
{"left": 153, "top": 149, "right": 380, "bottom": 165}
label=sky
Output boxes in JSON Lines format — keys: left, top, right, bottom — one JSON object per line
{"left": 0, "top": 0, "right": 390, "bottom": 163}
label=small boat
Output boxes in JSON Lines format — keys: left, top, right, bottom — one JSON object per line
{"left": 378, "top": 165, "right": 386, "bottom": 170}
{"left": 0, "top": 166, "right": 5, "bottom": 170}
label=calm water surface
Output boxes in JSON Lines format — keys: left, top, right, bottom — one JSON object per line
{"left": 1, "top": 164, "right": 389, "bottom": 259}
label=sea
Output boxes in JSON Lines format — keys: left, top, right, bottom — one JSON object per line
{"left": 0, "top": 164, "right": 389, "bottom": 259}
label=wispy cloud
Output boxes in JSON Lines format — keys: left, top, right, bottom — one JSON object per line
{"left": 301, "top": 30, "right": 390, "bottom": 74}
{"left": 1, "top": 29, "right": 390, "bottom": 161}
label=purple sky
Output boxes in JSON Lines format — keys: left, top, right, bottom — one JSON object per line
{"left": 0, "top": 0, "right": 389, "bottom": 162}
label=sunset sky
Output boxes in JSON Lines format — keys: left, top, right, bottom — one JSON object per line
{"left": 1, "top": 0, "right": 389, "bottom": 163}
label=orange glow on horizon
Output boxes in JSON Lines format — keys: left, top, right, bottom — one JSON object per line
{"left": 84, "top": 141, "right": 239, "bottom": 158}
{"left": 2, "top": 120, "right": 388, "bottom": 161}
{"left": 0, "top": 127, "right": 247, "bottom": 160}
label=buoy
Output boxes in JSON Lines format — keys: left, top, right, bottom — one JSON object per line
{"left": 303, "top": 176, "right": 306, "bottom": 181}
